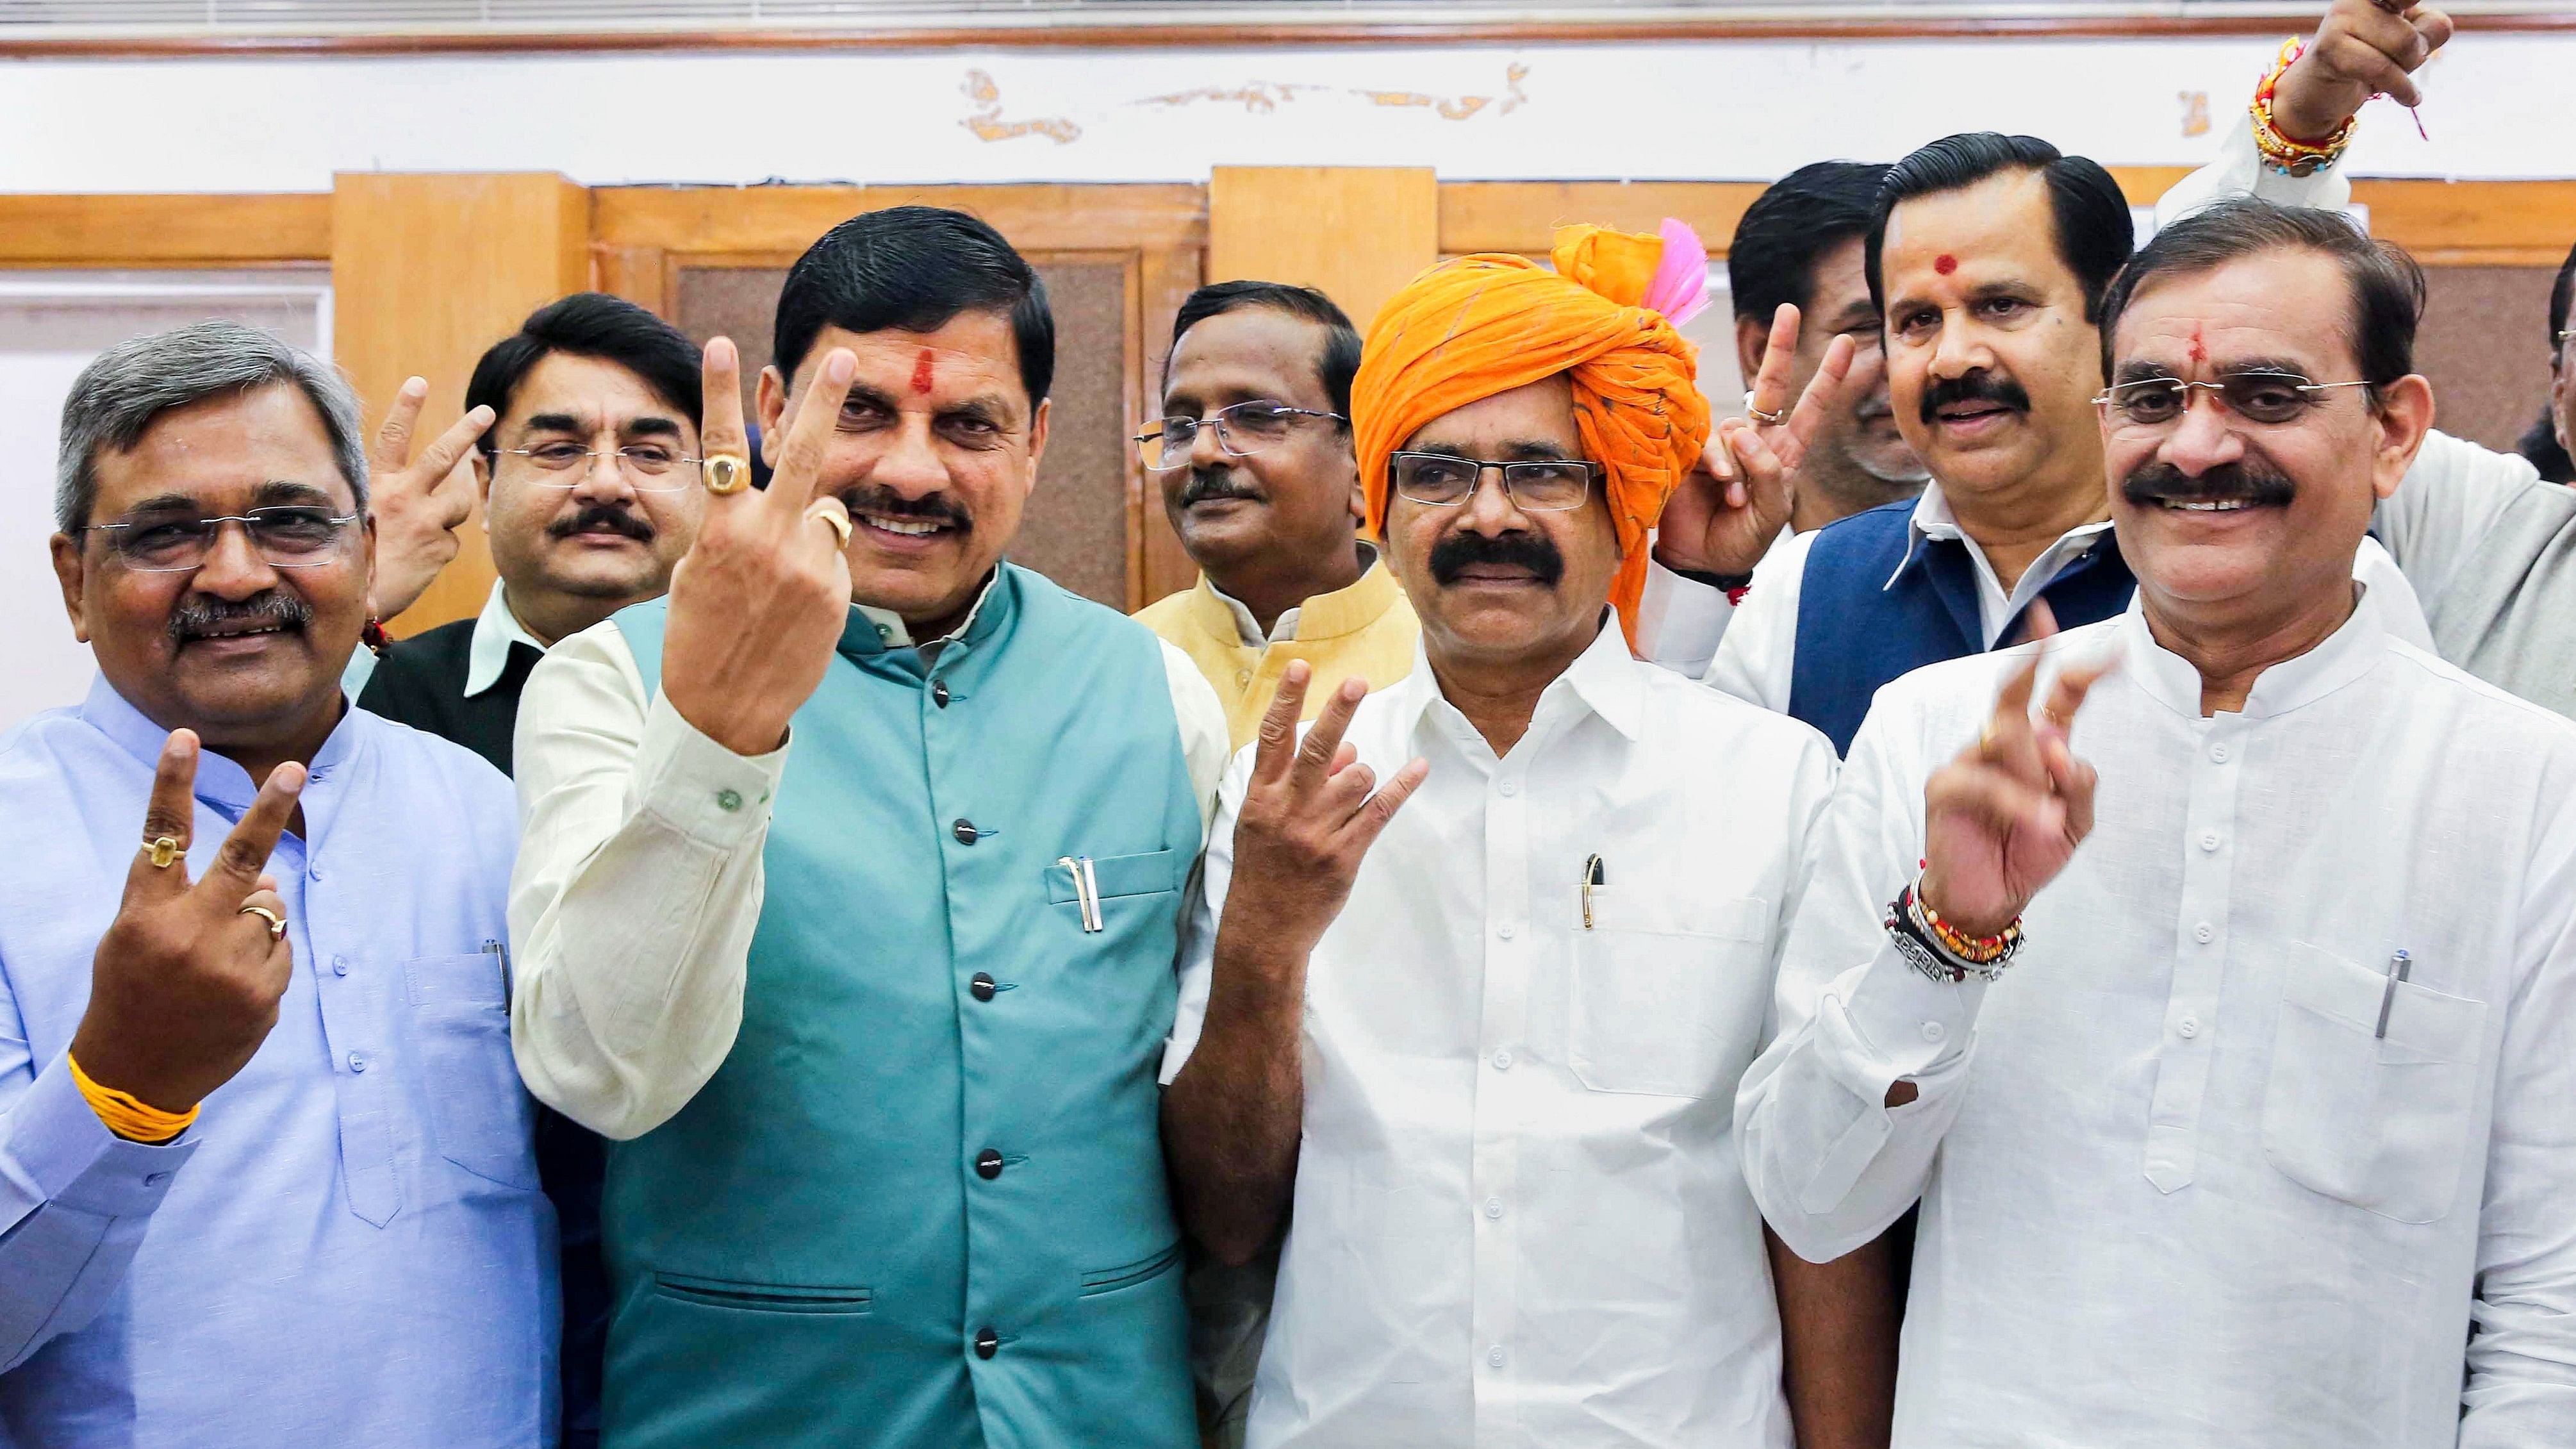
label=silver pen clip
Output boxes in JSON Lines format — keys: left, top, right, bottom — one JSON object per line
{"left": 2374, "top": 948, "right": 2411, "bottom": 1039}
{"left": 483, "top": 938, "right": 513, "bottom": 1000}
{"left": 1059, "top": 856, "right": 1104, "bottom": 934}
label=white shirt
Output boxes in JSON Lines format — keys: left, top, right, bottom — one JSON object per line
{"left": 1210, "top": 542, "right": 1383, "bottom": 649}
{"left": 340, "top": 577, "right": 549, "bottom": 699}
{"left": 509, "top": 597, "right": 1229, "bottom": 1140}
{"left": 1164, "top": 622, "right": 1840, "bottom": 1448}
{"left": 1735, "top": 586, "right": 2576, "bottom": 1447}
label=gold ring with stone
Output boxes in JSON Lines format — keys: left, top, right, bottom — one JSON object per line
{"left": 1744, "top": 390, "right": 1788, "bottom": 427}
{"left": 702, "top": 452, "right": 752, "bottom": 495}
{"left": 238, "top": 904, "right": 287, "bottom": 939}
{"left": 142, "top": 836, "right": 183, "bottom": 869}
{"left": 804, "top": 497, "right": 853, "bottom": 549}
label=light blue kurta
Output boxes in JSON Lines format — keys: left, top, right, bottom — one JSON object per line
{"left": 602, "top": 564, "right": 1201, "bottom": 1448}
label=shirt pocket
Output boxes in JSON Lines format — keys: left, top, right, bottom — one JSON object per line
{"left": 1043, "top": 849, "right": 1179, "bottom": 918}
{"left": 402, "top": 952, "right": 539, "bottom": 1191}
{"left": 2259, "top": 942, "right": 2488, "bottom": 1224}
{"left": 1567, "top": 890, "right": 1771, "bottom": 1100}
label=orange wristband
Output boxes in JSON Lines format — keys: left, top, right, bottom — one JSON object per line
{"left": 67, "top": 1053, "right": 196, "bottom": 1145}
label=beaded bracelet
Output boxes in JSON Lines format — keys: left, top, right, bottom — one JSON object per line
{"left": 2250, "top": 38, "right": 2357, "bottom": 178}
{"left": 1885, "top": 877, "right": 2023, "bottom": 984}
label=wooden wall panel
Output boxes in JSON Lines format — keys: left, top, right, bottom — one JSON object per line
{"left": 331, "top": 172, "right": 591, "bottom": 634}
{"left": 0, "top": 194, "right": 330, "bottom": 265}
{"left": 1210, "top": 167, "right": 1437, "bottom": 333}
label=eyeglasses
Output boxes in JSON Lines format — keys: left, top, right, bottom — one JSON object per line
{"left": 1135, "top": 400, "right": 1346, "bottom": 471}
{"left": 495, "top": 442, "right": 703, "bottom": 492}
{"left": 87, "top": 506, "right": 360, "bottom": 572}
{"left": 1387, "top": 451, "right": 1599, "bottom": 512}
{"left": 2093, "top": 372, "right": 2375, "bottom": 427}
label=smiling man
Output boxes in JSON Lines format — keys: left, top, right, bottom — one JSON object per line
{"left": 1, "top": 320, "right": 551, "bottom": 1446}
{"left": 1137, "top": 282, "right": 1417, "bottom": 750}
{"left": 1161, "top": 228, "right": 1892, "bottom": 1449}
{"left": 1738, "top": 199, "right": 2576, "bottom": 1447}
{"left": 508, "top": 206, "right": 1226, "bottom": 1448}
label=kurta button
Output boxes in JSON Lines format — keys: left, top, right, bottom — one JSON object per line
{"left": 716, "top": 788, "right": 743, "bottom": 813}
{"left": 932, "top": 680, "right": 951, "bottom": 708}
{"left": 973, "top": 1327, "right": 998, "bottom": 1359}
{"left": 1235, "top": 668, "right": 1252, "bottom": 685}
{"left": 970, "top": 972, "right": 997, "bottom": 1002}
{"left": 975, "top": 1148, "right": 1003, "bottom": 1180}
{"left": 952, "top": 818, "right": 979, "bottom": 845}
{"left": 331, "top": 956, "right": 349, "bottom": 977}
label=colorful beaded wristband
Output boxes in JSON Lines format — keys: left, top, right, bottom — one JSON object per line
{"left": 67, "top": 1053, "right": 195, "bottom": 1144}
{"left": 2250, "top": 38, "right": 2357, "bottom": 178}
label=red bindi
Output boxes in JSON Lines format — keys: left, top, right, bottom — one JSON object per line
{"left": 2186, "top": 326, "right": 2208, "bottom": 365}
{"left": 1933, "top": 254, "right": 1958, "bottom": 276}
{"left": 910, "top": 349, "right": 935, "bottom": 394}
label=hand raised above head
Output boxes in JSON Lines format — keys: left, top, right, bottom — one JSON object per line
{"left": 2273, "top": 0, "right": 2455, "bottom": 142}
{"left": 659, "top": 338, "right": 861, "bottom": 758}
{"left": 1218, "top": 664, "right": 1427, "bottom": 968}
{"left": 1652, "top": 304, "right": 1856, "bottom": 581}
{"left": 365, "top": 376, "right": 492, "bottom": 624}
{"left": 1919, "top": 602, "right": 2118, "bottom": 940}
{"left": 68, "top": 729, "right": 306, "bottom": 1118}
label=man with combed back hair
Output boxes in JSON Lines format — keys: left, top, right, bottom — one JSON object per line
{"left": 1740, "top": 198, "right": 2576, "bottom": 1448}
{"left": 509, "top": 206, "right": 1226, "bottom": 1448}
{"left": 1, "top": 320, "right": 552, "bottom": 1446}
{"left": 1161, "top": 222, "right": 1894, "bottom": 1448}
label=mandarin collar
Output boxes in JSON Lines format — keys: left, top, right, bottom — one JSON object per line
{"left": 79, "top": 673, "right": 361, "bottom": 814}
{"left": 2117, "top": 581, "right": 2389, "bottom": 723}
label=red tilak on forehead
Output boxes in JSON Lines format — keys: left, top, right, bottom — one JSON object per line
{"left": 1934, "top": 254, "right": 1958, "bottom": 276}
{"left": 910, "top": 349, "right": 935, "bottom": 394}
{"left": 2187, "top": 327, "right": 2208, "bottom": 365}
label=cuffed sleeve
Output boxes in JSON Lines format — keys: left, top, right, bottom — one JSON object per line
{"left": 0, "top": 1050, "right": 195, "bottom": 1371}
{"left": 1633, "top": 557, "right": 1737, "bottom": 677}
{"left": 508, "top": 621, "right": 788, "bottom": 1141}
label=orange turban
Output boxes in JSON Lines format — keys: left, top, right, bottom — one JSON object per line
{"left": 1353, "top": 220, "right": 1712, "bottom": 650}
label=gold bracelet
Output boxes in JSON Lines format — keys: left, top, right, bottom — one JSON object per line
{"left": 67, "top": 1053, "right": 197, "bottom": 1145}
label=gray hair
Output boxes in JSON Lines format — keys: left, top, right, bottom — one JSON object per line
{"left": 56, "top": 319, "right": 369, "bottom": 533}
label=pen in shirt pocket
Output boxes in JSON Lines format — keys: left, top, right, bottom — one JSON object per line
{"left": 1581, "top": 854, "right": 1606, "bottom": 930}
{"left": 2374, "top": 948, "right": 2411, "bottom": 1039}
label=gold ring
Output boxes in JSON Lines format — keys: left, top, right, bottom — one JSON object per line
{"left": 238, "top": 904, "right": 287, "bottom": 939}
{"left": 1744, "top": 390, "right": 1788, "bottom": 427}
{"left": 1978, "top": 723, "right": 1998, "bottom": 754}
{"left": 142, "top": 836, "right": 183, "bottom": 870}
{"left": 804, "top": 498, "right": 853, "bottom": 549}
{"left": 703, "top": 452, "right": 752, "bottom": 495}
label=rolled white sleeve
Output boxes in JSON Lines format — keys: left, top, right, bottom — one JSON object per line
{"left": 508, "top": 621, "right": 789, "bottom": 1141}
{"left": 1704, "top": 528, "right": 1812, "bottom": 715}
{"left": 2459, "top": 775, "right": 2576, "bottom": 1439}
{"left": 2154, "top": 114, "right": 2354, "bottom": 230}
{"left": 1735, "top": 690, "right": 1986, "bottom": 1262}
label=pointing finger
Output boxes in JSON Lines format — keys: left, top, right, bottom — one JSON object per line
{"left": 1750, "top": 304, "right": 1803, "bottom": 422}
{"left": 371, "top": 377, "right": 427, "bottom": 471}
{"left": 768, "top": 348, "right": 857, "bottom": 516}
{"left": 1250, "top": 661, "right": 1312, "bottom": 787}
{"left": 127, "top": 731, "right": 202, "bottom": 901}
{"left": 698, "top": 338, "right": 751, "bottom": 503}
{"left": 1291, "top": 676, "right": 1367, "bottom": 795}
{"left": 408, "top": 405, "right": 495, "bottom": 495}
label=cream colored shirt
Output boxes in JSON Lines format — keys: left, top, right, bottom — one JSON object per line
{"left": 507, "top": 597, "right": 1228, "bottom": 1141}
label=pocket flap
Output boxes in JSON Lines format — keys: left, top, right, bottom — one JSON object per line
{"left": 403, "top": 951, "right": 508, "bottom": 1011}
{"left": 654, "top": 1272, "right": 872, "bottom": 1315}
{"left": 1579, "top": 888, "right": 1769, "bottom": 941}
{"left": 1044, "top": 849, "right": 1177, "bottom": 903}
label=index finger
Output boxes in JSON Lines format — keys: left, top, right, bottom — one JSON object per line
{"left": 1250, "top": 661, "right": 1314, "bottom": 786}
{"left": 698, "top": 338, "right": 752, "bottom": 499}
{"left": 126, "top": 730, "right": 203, "bottom": 900}
{"left": 371, "top": 377, "right": 429, "bottom": 472}
{"left": 1749, "top": 303, "right": 1804, "bottom": 421}
{"left": 1779, "top": 333, "right": 1858, "bottom": 464}
{"left": 766, "top": 347, "right": 858, "bottom": 515}
{"left": 406, "top": 404, "right": 495, "bottom": 493}
{"left": 192, "top": 763, "right": 307, "bottom": 905}
{"left": 1290, "top": 677, "right": 1367, "bottom": 795}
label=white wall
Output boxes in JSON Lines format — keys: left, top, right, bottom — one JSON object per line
{"left": 1, "top": 33, "right": 2569, "bottom": 194}
{"left": 0, "top": 270, "right": 332, "bottom": 729}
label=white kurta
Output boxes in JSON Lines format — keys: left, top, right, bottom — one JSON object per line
{"left": 1737, "top": 585, "right": 2576, "bottom": 1447}
{"left": 1165, "top": 622, "right": 1839, "bottom": 1448}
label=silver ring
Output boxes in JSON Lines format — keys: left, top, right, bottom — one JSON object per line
{"left": 1744, "top": 390, "right": 1787, "bottom": 427}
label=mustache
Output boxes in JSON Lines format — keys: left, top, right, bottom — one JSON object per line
{"left": 1920, "top": 370, "right": 2031, "bottom": 424}
{"left": 1178, "top": 467, "right": 1262, "bottom": 507}
{"left": 833, "top": 483, "right": 973, "bottom": 532}
{"left": 169, "top": 591, "right": 310, "bottom": 645}
{"left": 2120, "top": 460, "right": 2298, "bottom": 508}
{"left": 548, "top": 502, "right": 655, "bottom": 543}
{"left": 1428, "top": 529, "right": 1564, "bottom": 587}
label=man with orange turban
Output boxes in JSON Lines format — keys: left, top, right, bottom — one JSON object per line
{"left": 1158, "top": 225, "right": 1894, "bottom": 1448}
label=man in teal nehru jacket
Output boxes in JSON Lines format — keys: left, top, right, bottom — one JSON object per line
{"left": 507, "top": 206, "right": 1228, "bottom": 1447}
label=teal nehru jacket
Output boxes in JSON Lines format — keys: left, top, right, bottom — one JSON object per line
{"left": 603, "top": 565, "right": 1201, "bottom": 1448}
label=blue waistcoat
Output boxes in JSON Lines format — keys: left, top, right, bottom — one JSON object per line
{"left": 600, "top": 565, "right": 1201, "bottom": 1449}
{"left": 1787, "top": 501, "right": 2135, "bottom": 754}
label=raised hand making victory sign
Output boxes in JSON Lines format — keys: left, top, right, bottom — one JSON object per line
{"left": 1652, "top": 303, "right": 1859, "bottom": 580}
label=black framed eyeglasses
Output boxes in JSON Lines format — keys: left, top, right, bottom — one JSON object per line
{"left": 2093, "top": 372, "right": 2375, "bottom": 427}
{"left": 1135, "top": 399, "right": 1346, "bottom": 471}
{"left": 86, "top": 506, "right": 361, "bottom": 572}
{"left": 494, "top": 442, "right": 703, "bottom": 492}
{"left": 1387, "top": 451, "right": 1599, "bottom": 512}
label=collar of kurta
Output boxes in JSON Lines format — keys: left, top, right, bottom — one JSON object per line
{"left": 838, "top": 566, "right": 1011, "bottom": 667}
{"left": 1383, "top": 609, "right": 1646, "bottom": 750}
{"left": 2117, "top": 579, "right": 2390, "bottom": 722}
{"left": 80, "top": 672, "right": 362, "bottom": 822}
{"left": 1186, "top": 545, "right": 1406, "bottom": 648}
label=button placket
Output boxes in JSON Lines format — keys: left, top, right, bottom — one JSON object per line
{"left": 1469, "top": 759, "right": 1529, "bottom": 1426}
{"left": 2143, "top": 720, "right": 2243, "bottom": 1195}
